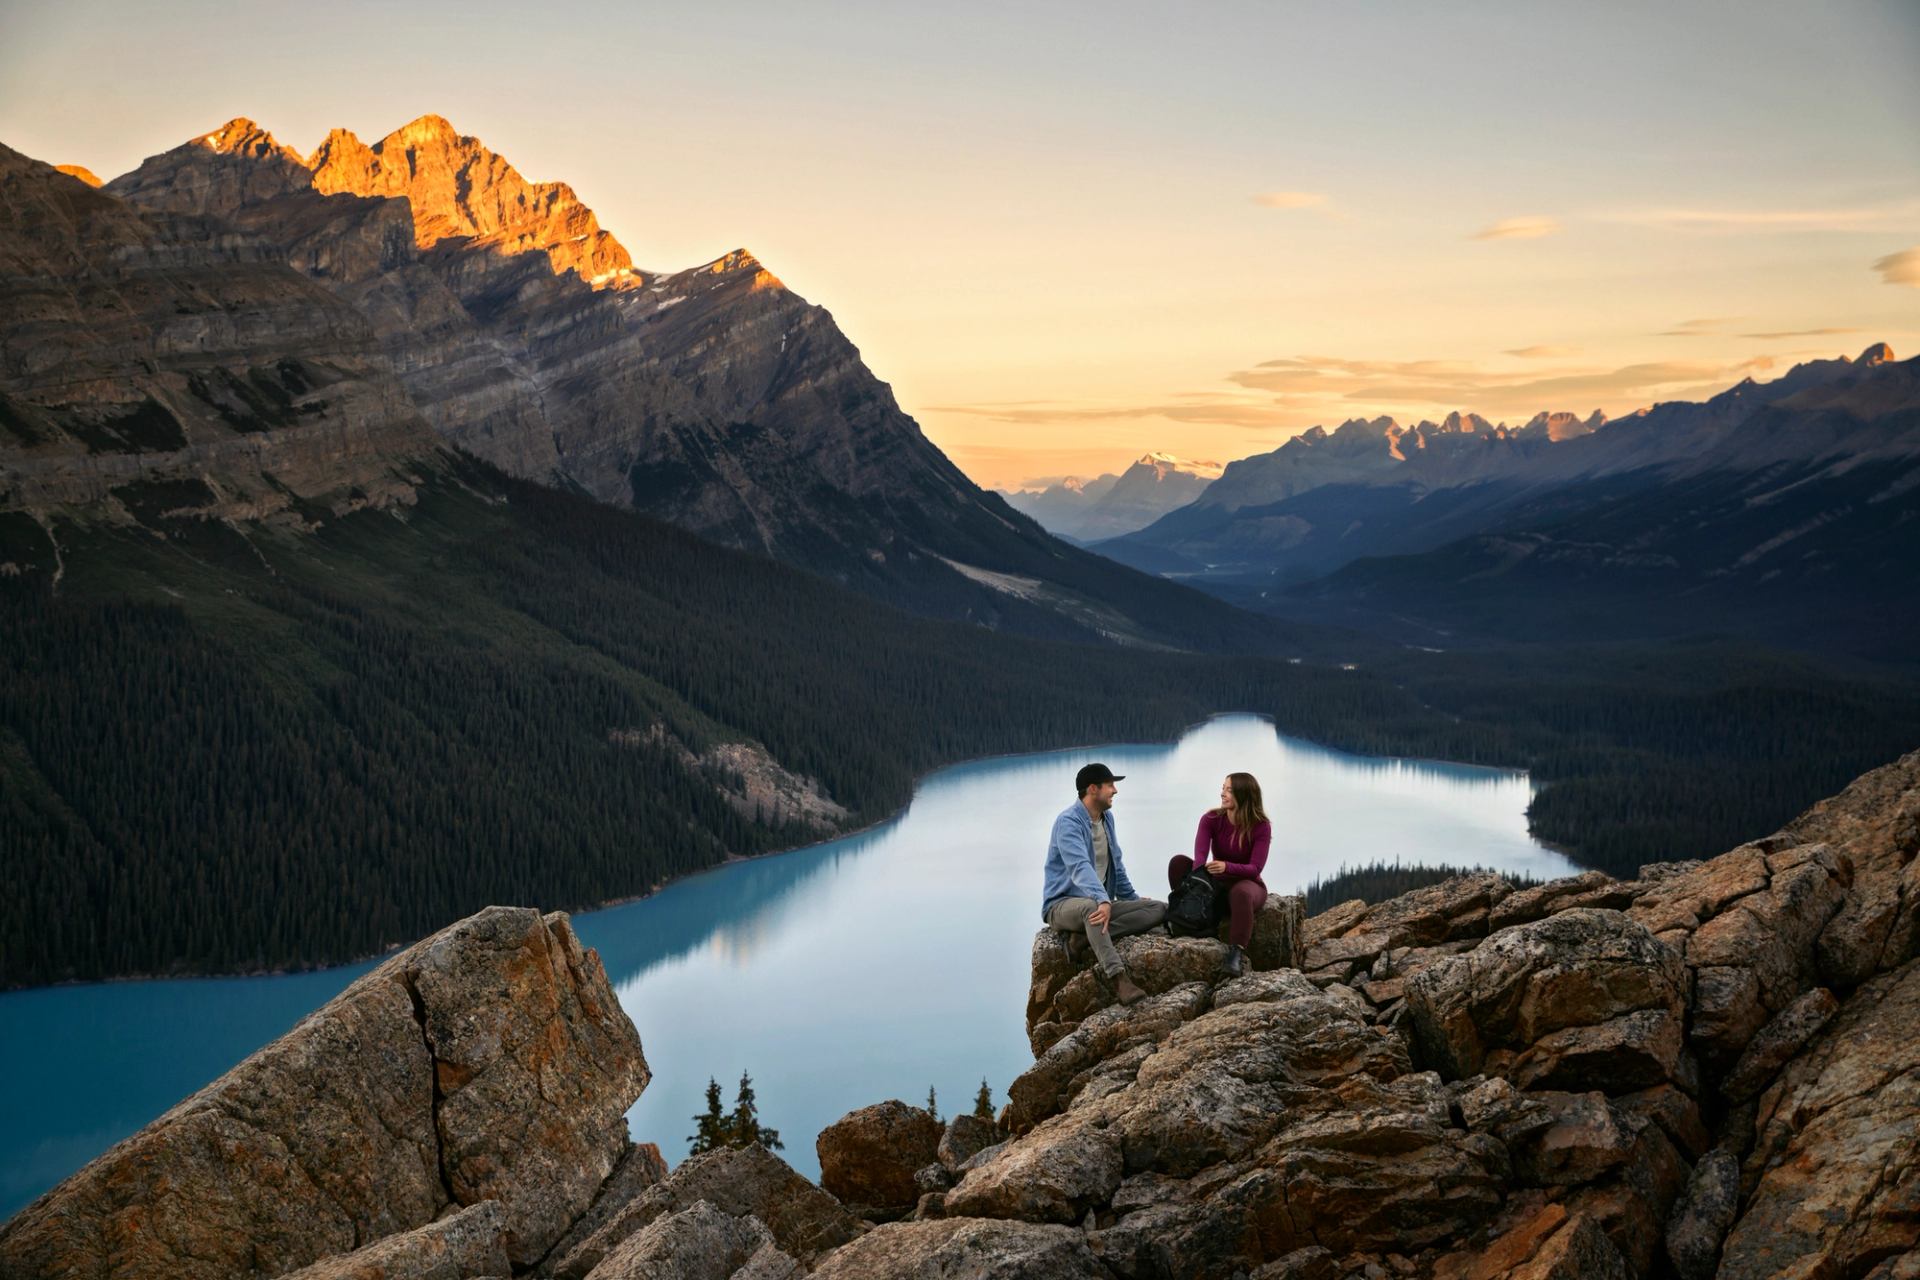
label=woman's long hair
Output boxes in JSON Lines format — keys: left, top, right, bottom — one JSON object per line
{"left": 1214, "top": 772, "right": 1268, "bottom": 843}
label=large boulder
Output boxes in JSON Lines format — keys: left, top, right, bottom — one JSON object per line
{"left": 1488, "top": 872, "right": 1639, "bottom": 933}
{"left": 809, "top": 1217, "right": 1109, "bottom": 1279}
{"left": 1663, "top": 1147, "right": 1740, "bottom": 1280}
{"left": 1787, "top": 747, "right": 1920, "bottom": 985}
{"left": 1246, "top": 892, "right": 1307, "bottom": 971}
{"left": 536, "top": 1142, "right": 668, "bottom": 1276}
{"left": 1302, "top": 875, "right": 1515, "bottom": 981}
{"left": 276, "top": 1201, "right": 511, "bottom": 1280}
{"left": 1025, "top": 898, "right": 1307, "bottom": 1054}
{"left": 1405, "top": 909, "right": 1689, "bottom": 1094}
{"left": 1007, "top": 982, "right": 1213, "bottom": 1132}
{"left": 815, "top": 1100, "right": 942, "bottom": 1219}
{"left": 935, "top": 1114, "right": 999, "bottom": 1171}
{"left": 942, "top": 1114, "right": 1123, "bottom": 1223}
{"left": 0, "top": 906, "right": 646, "bottom": 1280}
{"left": 410, "top": 910, "right": 649, "bottom": 1266}
{"left": 1627, "top": 839, "right": 1849, "bottom": 1073}
{"left": 579, "top": 1200, "right": 772, "bottom": 1280}
{"left": 1716, "top": 957, "right": 1920, "bottom": 1279}
{"left": 551, "top": 1143, "right": 861, "bottom": 1278}
{"left": 1026, "top": 931, "right": 1227, "bottom": 1054}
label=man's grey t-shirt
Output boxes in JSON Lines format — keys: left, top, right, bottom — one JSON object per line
{"left": 1090, "top": 814, "right": 1111, "bottom": 889}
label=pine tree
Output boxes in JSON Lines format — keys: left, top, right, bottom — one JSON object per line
{"left": 729, "top": 1070, "right": 782, "bottom": 1151}
{"left": 973, "top": 1078, "right": 994, "bottom": 1122}
{"left": 926, "top": 1085, "right": 940, "bottom": 1125}
{"left": 687, "top": 1077, "right": 730, "bottom": 1154}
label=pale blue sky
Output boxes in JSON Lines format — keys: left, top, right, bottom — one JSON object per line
{"left": 5, "top": 0, "right": 1917, "bottom": 483}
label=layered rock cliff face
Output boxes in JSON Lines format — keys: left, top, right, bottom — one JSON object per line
{"left": 0, "top": 142, "right": 439, "bottom": 521}
{"left": 30, "top": 114, "right": 1289, "bottom": 649}
{"left": 8, "top": 754, "right": 1911, "bottom": 1279}
{"left": 89, "top": 118, "right": 1109, "bottom": 615}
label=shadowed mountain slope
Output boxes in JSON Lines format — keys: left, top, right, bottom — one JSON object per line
{"left": 86, "top": 117, "right": 1299, "bottom": 653}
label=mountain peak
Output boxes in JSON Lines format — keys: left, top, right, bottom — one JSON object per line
{"left": 194, "top": 117, "right": 299, "bottom": 162}
{"left": 1857, "top": 341, "right": 1896, "bottom": 366}
{"left": 701, "top": 249, "right": 782, "bottom": 292}
{"left": 709, "top": 248, "right": 763, "bottom": 273}
{"left": 55, "top": 163, "right": 102, "bottom": 187}
{"left": 302, "top": 115, "right": 644, "bottom": 291}
{"left": 392, "top": 114, "right": 461, "bottom": 146}
{"left": 1130, "top": 451, "right": 1224, "bottom": 479}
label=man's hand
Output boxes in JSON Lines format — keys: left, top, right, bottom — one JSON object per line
{"left": 1206, "top": 860, "right": 1227, "bottom": 875}
{"left": 1089, "top": 901, "right": 1112, "bottom": 930}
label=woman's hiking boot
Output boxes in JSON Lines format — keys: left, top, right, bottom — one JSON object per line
{"left": 1222, "top": 945, "right": 1245, "bottom": 978}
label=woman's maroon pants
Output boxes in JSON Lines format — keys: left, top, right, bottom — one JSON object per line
{"left": 1168, "top": 855, "right": 1268, "bottom": 948}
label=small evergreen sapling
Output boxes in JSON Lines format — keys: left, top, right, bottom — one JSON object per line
{"left": 688, "top": 1076, "right": 729, "bottom": 1154}
{"left": 729, "top": 1070, "right": 782, "bottom": 1151}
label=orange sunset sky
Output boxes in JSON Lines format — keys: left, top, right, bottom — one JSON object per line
{"left": 4, "top": 0, "right": 1917, "bottom": 488}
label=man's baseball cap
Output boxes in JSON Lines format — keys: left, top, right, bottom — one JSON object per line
{"left": 1075, "top": 762, "right": 1126, "bottom": 794}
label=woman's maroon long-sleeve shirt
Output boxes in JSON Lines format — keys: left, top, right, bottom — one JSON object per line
{"left": 1194, "top": 810, "right": 1270, "bottom": 888}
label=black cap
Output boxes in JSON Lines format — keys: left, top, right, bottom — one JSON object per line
{"left": 1075, "top": 762, "right": 1126, "bottom": 795}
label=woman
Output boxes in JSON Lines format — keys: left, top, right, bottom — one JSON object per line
{"left": 1167, "top": 772, "right": 1270, "bottom": 977}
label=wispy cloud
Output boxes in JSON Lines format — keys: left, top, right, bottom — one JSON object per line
{"left": 1740, "top": 326, "right": 1863, "bottom": 340}
{"left": 1228, "top": 352, "right": 1763, "bottom": 417}
{"left": 928, "top": 398, "right": 1298, "bottom": 430}
{"left": 1658, "top": 316, "right": 1741, "bottom": 337}
{"left": 932, "top": 339, "right": 1856, "bottom": 459}
{"left": 1875, "top": 248, "right": 1920, "bottom": 287}
{"left": 1606, "top": 199, "right": 1920, "bottom": 234}
{"left": 1253, "top": 190, "right": 1328, "bottom": 211}
{"left": 1472, "top": 215, "right": 1560, "bottom": 241}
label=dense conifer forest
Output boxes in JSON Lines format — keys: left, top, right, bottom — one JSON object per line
{"left": 1303, "top": 862, "right": 1544, "bottom": 915}
{"left": 4, "top": 462, "right": 1916, "bottom": 986}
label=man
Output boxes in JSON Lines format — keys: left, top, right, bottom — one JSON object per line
{"left": 1042, "top": 762, "right": 1167, "bottom": 1006}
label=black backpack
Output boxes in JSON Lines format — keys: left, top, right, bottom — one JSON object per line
{"left": 1166, "top": 868, "right": 1219, "bottom": 938}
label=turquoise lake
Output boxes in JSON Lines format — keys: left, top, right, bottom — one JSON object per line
{"left": 0, "top": 714, "right": 1580, "bottom": 1220}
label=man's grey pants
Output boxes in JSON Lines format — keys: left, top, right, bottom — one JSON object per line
{"left": 1047, "top": 897, "right": 1168, "bottom": 977}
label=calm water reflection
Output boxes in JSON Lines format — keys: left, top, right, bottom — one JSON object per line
{"left": 0, "top": 715, "right": 1575, "bottom": 1217}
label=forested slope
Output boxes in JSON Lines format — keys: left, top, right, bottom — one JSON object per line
{"left": 6, "top": 460, "right": 1918, "bottom": 987}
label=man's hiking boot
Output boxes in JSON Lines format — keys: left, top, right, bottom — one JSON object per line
{"left": 1222, "top": 945, "right": 1245, "bottom": 979}
{"left": 1061, "top": 932, "right": 1089, "bottom": 964}
{"left": 1113, "top": 973, "right": 1147, "bottom": 1006}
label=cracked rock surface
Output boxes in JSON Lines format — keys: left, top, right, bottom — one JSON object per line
{"left": 0, "top": 906, "right": 644, "bottom": 1280}
{"left": 6, "top": 750, "right": 1918, "bottom": 1280}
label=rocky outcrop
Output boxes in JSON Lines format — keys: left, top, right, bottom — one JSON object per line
{"left": 833, "top": 748, "right": 1919, "bottom": 1277}
{"left": 1406, "top": 909, "right": 1691, "bottom": 1094}
{"left": 8, "top": 750, "right": 1917, "bottom": 1280}
{"left": 0, "top": 142, "right": 439, "bottom": 522}
{"left": 275, "top": 1201, "right": 511, "bottom": 1280}
{"left": 0, "top": 907, "right": 646, "bottom": 1280}
{"left": 808, "top": 1218, "right": 1109, "bottom": 1279}
{"left": 549, "top": 1143, "right": 861, "bottom": 1278}
{"left": 1025, "top": 893, "right": 1304, "bottom": 1053}
{"left": 815, "top": 1100, "right": 943, "bottom": 1220}
{"left": 1788, "top": 747, "right": 1920, "bottom": 983}
{"left": 1626, "top": 838, "right": 1850, "bottom": 1075}
{"left": 305, "top": 115, "right": 641, "bottom": 291}
{"left": 1717, "top": 957, "right": 1920, "bottom": 1278}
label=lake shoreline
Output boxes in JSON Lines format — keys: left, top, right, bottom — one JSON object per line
{"left": 3, "top": 711, "right": 1559, "bottom": 995}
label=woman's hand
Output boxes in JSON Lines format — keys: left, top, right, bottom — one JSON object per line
{"left": 1206, "top": 859, "right": 1226, "bottom": 875}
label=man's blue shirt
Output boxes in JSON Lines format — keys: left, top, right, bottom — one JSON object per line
{"left": 1041, "top": 801, "right": 1139, "bottom": 922}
